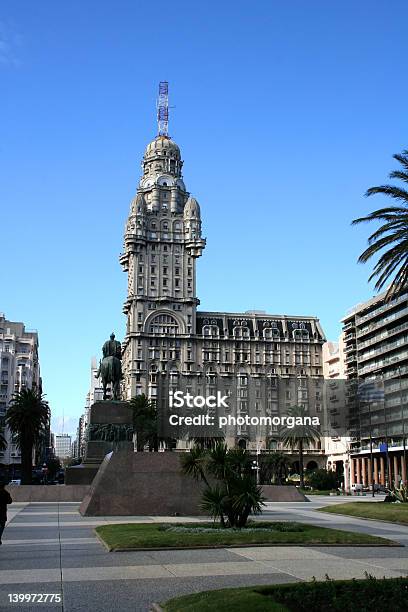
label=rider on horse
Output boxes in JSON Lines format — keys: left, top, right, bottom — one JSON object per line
{"left": 97, "top": 333, "right": 122, "bottom": 400}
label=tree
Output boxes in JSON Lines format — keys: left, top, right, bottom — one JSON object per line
{"left": 128, "top": 394, "right": 158, "bottom": 451}
{"left": 6, "top": 389, "right": 50, "bottom": 484}
{"left": 307, "top": 468, "right": 339, "bottom": 491}
{"left": 260, "top": 452, "right": 290, "bottom": 485}
{"left": 279, "top": 405, "right": 320, "bottom": 490}
{"left": 46, "top": 457, "right": 62, "bottom": 480}
{"left": 352, "top": 149, "right": 408, "bottom": 300}
{"left": 180, "top": 443, "right": 266, "bottom": 528}
{"left": 0, "top": 431, "right": 7, "bottom": 453}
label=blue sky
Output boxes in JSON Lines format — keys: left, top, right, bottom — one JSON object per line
{"left": 1, "top": 1, "right": 407, "bottom": 435}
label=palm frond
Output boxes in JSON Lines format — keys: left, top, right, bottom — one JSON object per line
{"left": 353, "top": 148, "right": 408, "bottom": 299}
{"left": 389, "top": 170, "right": 408, "bottom": 184}
{"left": 393, "top": 151, "right": 408, "bottom": 173}
{"left": 352, "top": 206, "right": 408, "bottom": 225}
{"left": 365, "top": 185, "right": 408, "bottom": 203}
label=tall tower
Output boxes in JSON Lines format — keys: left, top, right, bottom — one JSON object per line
{"left": 120, "top": 85, "right": 206, "bottom": 399}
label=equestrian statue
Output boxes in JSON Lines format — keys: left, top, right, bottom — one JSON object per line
{"left": 96, "top": 333, "right": 122, "bottom": 400}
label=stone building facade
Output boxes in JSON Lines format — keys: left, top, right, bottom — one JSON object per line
{"left": 120, "top": 134, "right": 326, "bottom": 456}
{"left": 0, "top": 313, "right": 44, "bottom": 475}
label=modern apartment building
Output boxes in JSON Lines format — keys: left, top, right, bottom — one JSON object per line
{"left": 119, "top": 109, "right": 326, "bottom": 460}
{"left": 55, "top": 434, "right": 72, "bottom": 459}
{"left": 342, "top": 289, "right": 408, "bottom": 487}
{"left": 0, "top": 313, "right": 44, "bottom": 476}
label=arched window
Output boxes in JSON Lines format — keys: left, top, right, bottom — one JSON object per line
{"left": 264, "top": 328, "right": 280, "bottom": 340}
{"left": 149, "top": 314, "right": 179, "bottom": 335}
{"left": 203, "top": 325, "right": 219, "bottom": 337}
{"left": 293, "top": 329, "right": 309, "bottom": 341}
{"left": 233, "top": 326, "right": 250, "bottom": 339}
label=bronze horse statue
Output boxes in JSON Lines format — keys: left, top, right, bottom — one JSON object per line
{"left": 96, "top": 333, "right": 122, "bottom": 400}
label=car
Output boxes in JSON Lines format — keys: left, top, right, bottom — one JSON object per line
{"left": 351, "top": 483, "right": 363, "bottom": 492}
{"left": 9, "top": 479, "right": 21, "bottom": 485}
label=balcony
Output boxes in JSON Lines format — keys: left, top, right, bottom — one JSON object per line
{"left": 357, "top": 307, "right": 408, "bottom": 338}
{"left": 344, "top": 344, "right": 355, "bottom": 353}
{"left": 358, "top": 320, "right": 408, "bottom": 350}
{"left": 356, "top": 293, "right": 408, "bottom": 324}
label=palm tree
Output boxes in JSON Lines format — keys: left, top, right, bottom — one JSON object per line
{"left": 128, "top": 394, "right": 158, "bottom": 451}
{"left": 280, "top": 405, "right": 320, "bottom": 489}
{"left": 181, "top": 442, "right": 265, "bottom": 528}
{"left": 6, "top": 388, "right": 50, "bottom": 484}
{"left": 352, "top": 149, "right": 408, "bottom": 300}
{"left": 0, "top": 431, "right": 7, "bottom": 453}
{"left": 260, "top": 452, "right": 290, "bottom": 485}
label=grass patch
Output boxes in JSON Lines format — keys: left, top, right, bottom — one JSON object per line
{"left": 318, "top": 501, "right": 408, "bottom": 524}
{"left": 161, "top": 577, "right": 408, "bottom": 612}
{"left": 95, "top": 521, "right": 395, "bottom": 551}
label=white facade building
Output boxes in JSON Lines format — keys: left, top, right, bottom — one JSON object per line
{"left": 0, "top": 313, "right": 41, "bottom": 474}
{"left": 323, "top": 334, "right": 350, "bottom": 489}
{"left": 55, "top": 434, "right": 72, "bottom": 459}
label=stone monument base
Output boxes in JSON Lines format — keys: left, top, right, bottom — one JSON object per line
{"left": 79, "top": 451, "right": 206, "bottom": 516}
{"left": 66, "top": 400, "right": 133, "bottom": 486}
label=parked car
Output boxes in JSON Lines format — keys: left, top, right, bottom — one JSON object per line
{"left": 9, "top": 479, "right": 21, "bottom": 485}
{"left": 351, "top": 483, "right": 363, "bottom": 492}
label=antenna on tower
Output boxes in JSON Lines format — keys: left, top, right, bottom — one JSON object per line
{"left": 157, "top": 81, "right": 169, "bottom": 137}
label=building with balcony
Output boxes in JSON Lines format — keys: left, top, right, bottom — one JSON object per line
{"left": 119, "top": 104, "right": 326, "bottom": 461}
{"left": 342, "top": 289, "right": 408, "bottom": 488}
{"left": 0, "top": 313, "right": 44, "bottom": 477}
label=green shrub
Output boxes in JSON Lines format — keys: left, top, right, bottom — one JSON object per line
{"left": 307, "top": 469, "right": 339, "bottom": 491}
{"left": 256, "top": 575, "right": 408, "bottom": 611}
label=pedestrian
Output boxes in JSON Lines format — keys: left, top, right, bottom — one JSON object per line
{"left": 0, "top": 482, "right": 12, "bottom": 545}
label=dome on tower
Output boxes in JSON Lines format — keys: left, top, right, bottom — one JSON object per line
{"left": 184, "top": 196, "right": 200, "bottom": 219}
{"left": 144, "top": 135, "right": 180, "bottom": 160}
{"left": 130, "top": 193, "right": 146, "bottom": 215}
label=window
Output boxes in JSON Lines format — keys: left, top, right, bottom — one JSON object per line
{"left": 293, "top": 329, "right": 309, "bottom": 341}
{"left": 149, "top": 314, "right": 179, "bottom": 335}
{"left": 234, "top": 326, "right": 250, "bottom": 339}
{"left": 263, "top": 328, "right": 280, "bottom": 340}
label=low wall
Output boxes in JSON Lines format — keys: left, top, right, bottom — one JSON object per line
{"left": 6, "top": 485, "right": 90, "bottom": 502}
{"left": 261, "top": 485, "right": 308, "bottom": 502}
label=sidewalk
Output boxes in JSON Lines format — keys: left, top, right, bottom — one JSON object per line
{"left": 0, "top": 497, "right": 407, "bottom": 611}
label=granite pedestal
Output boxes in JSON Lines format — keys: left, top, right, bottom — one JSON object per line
{"left": 80, "top": 450, "right": 206, "bottom": 516}
{"left": 66, "top": 400, "right": 133, "bottom": 485}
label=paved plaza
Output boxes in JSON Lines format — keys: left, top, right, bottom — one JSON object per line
{"left": 0, "top": 496, "right": 408, "bottom": 611}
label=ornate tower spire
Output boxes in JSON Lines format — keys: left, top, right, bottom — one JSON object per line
{"left": 157, "top": 81, "right": 169, "bottom": 137}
